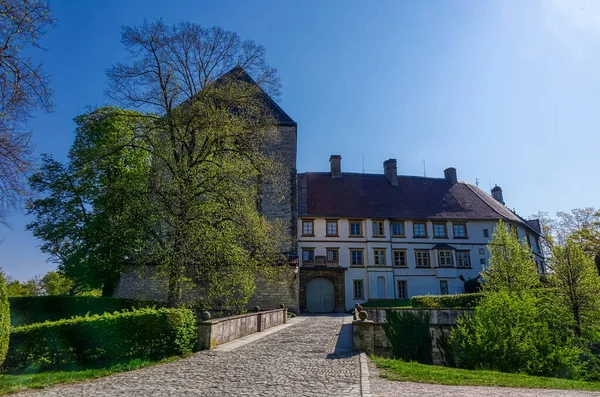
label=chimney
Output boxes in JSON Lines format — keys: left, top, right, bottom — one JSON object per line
{"left": 383, "top": 159, "right": 398, "bottom": 186}
{"left": 329, "top": 155, "right": 342, "bottom": 178}
{"left": 491, "top": 185, "right": 504, "bottom": 205}
{"left": 444, "top": 167, "right": 457, "bottom": 185}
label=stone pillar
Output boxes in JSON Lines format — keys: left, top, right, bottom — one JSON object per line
{"left": 352, "top": 320, "right": 374, "bottom": 355}
{"left": 283, "top": 308, "right": 288, "bottom": 324}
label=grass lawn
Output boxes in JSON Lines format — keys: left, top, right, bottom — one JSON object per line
{"left": 372, "top": 357, "right": 600, "bottom": 391}
{"left": 0, "top": 356, "right": 180, "bottom": 395}
{"left": 360, "top": 299, "right": 411, "bottom": 308}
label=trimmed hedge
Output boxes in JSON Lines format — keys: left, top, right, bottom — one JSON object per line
{"left": 0, "top": 274, "right": 9, "bottom": 367}
{"left": 410, "top": 293, "right": 483, "bottom": 309}
{"left": 384, "top": 310, "right": 432, "bottom": 364}
{"left": 3, "top": 307, "right": 196, "bottom": 371}
{"left": 9, "top": 296, "right": 163, "bottom": 327}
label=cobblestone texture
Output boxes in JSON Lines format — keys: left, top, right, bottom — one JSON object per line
{"left": 368, "top": 360, "right": 600, "bottom": 397}
{"left": 17, "top": 315, "right": 360, "bottom": 397}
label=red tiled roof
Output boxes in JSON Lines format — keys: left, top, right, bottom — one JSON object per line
{"left": 298, "top": 172, "right": 532, "bottom": 229}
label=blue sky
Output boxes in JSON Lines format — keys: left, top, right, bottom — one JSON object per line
{"left": 2, "top": 0, "right": 599, "bottom": 280}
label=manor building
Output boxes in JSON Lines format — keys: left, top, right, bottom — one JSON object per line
{"left": 114, "top": 67, "right": 545, "bottom": 315}
{"left": 297, "top": 156, "right": 545, "bottom": 313}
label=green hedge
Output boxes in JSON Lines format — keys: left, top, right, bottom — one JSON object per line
{"left": 410, "top": 293, "right": 483, "bottom": 309}
{"left": 0, "top": 274, "right": 9, "bottom": 367}
{"left": 384, "top": 310, "right": 432, "bottom": 364}
{"left": 9, "top": 296, "right": 163, "bottom": 327}
{"left": 3, "top": 307, "right": 196, "bottom": 372}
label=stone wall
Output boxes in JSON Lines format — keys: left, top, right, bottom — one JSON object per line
{"left": 247, "top": 266, "right": 299, "bottom": 313}
{"left": 260, "top": 125, "right": 298, "bottom": 253}
{"left": 352, "top": 308, "right": 473, "bottom": 365}
{"left": 197, "top": 308, "right": 287, "bottom": 350}
{"left": 113, "top": 264, "right": 167, "bottom": 302}
{"left": 114, "top": 263, "right": 299, "bottom": 313}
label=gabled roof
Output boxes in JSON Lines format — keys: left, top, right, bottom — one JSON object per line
{"left": 298, "top": 172, "right": 538, "bottom": 235}
{"left": 216, "top": 66, "right": 296, "bottom": 126}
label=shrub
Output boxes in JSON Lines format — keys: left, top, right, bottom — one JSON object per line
{"left": 9, "top": 296, "right": 163, "bottom": 327}
{"left": 384, "top": 310, "right": 432, "bottom": 364}
{"left": 4, "top": 307, "right": 196, "bottom": 372}
{"left": 0, "top": 274, "right": 9, "bottom": 367}
{"left": 450, "top": 291, "right": 580, "bottom": 377}
{"left": 411, "top": 293, "right": 483, "bottom": 309}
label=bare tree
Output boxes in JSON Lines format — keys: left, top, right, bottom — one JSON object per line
{"left": 0, "top": 0, "right": 54, "bottom": 221}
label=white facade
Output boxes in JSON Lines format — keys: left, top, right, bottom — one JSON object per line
{"left": 298, "top": 217, "right": 545, "bottom": 311}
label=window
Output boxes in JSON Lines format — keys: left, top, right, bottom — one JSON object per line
{"left": 397, "top": 280, "right": 408, "bottom": 299}
{"left": 353, "top": 279, "right": 364, "bottom": 300}
{"left": 349, "top": 220, "right": 363, "bottom": 236}
{"left": 373, "top": 249, "right": 386, "bottom": 266}
{"left": 483, "top": 228, "right": 489, "bottom": 238}
{"left": 480, "top": 257, "right": 486, "bottom": 265}
{"left": 302, "top": 220, "right": 314, "bottom": 236}
{"left": 478, "top": 248, "right": 485, "bottom": 255}
{"left": 453, "top": 223, "right": 467, "bottom": 238}
{"left": 350, "top": 249, "right": 363, "bottom": 266}
{"left": 526, "top": 233, "right": 531, "bottom": 247}
{"left": 302, "top": 248, "right": 314, "bottom": 263}
{"left": 440, "top": 280, "right": 449, "bottom": 295}
{"left": 326, "top": 220, "right": 338, "bottom": 236}
{"left": 535, "top": 238, "right": 540, "bottom": 253}
{"left": 456, "top": 251, "right": 471, "bottom": 268}
{"left": 391, "top": 221, "right": 405, "bottom": 237}
{"left": 433, "top": 222, "right": 447, "bottom": 238}
{"left": 372, "top": 220, "right": 385, "bottom": 237}
{"left": 438, "top": 250, "right": 453, "bottom": 267}
{"left": 393, "top": 250, "right": 407, "bottom": 267}
{"left": 413, "top": 222, "right": 427, "bottom": 238}
{"left": 326, "top": 248, "right": 339, "bottom": 263}
{"left": 415, "top": 250, "right": 430, "bottom": 267}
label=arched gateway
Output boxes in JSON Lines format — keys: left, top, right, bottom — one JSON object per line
{"left": 306, "top": 277, "right": 335, "bottom": 313}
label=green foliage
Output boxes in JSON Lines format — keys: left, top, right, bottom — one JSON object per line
{"left": 3, "top": 307, "right": 196, "bottom": 372}
{"left": 27, "top": 107, "right": 153, "bottom": 296}
{"left": 0, "top": 273, "right": 10, "bottom": 368}
{"left": 360, "top": 299, "right": 411, "bottom": 308}
{"left": 6, "top": 277, "right": 42, "bottom": 297}
{"left": 410, "top": 293, "right": 483, "bottom": 309}
{"left": 482, "top": 220, "right": 541, "bottom": 293}
{"left": 9, "top": 296, "right": 162, "bottom": 327}
{"left": 383, "top": 310, "right": 433, "bottom": 364}
{"left": 450, "top": 291, "right": 580, "bottom": 377}
{"left": 550, "top": 239, "right": 600, "bottom": 338}
{"left": 41, "top": 272, "right": 73, "bottom": 296}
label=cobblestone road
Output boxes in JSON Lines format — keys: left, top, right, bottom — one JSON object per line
{"left": 19, "top": 315, "right": 361, "bottom": 397}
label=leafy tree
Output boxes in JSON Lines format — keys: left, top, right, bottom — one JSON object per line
{"left": 6, "top": 275, "right": 42, "bottom": 297}
{"left": 27, "top": 107, "right": 152, "bottom": 295}
{"left": 0, "top": 0, "right": 54, "bottom": 222}
{"left": 550, "top": 240, "right": 600, "bottom": 338}
{"left": 482, "top": 220, "right": 540, "bottom": 294}
{"left": 41, "top": 271, "right": 73, "bottom": 296}
{"left": 105, "top": 21, "right": 290, "bottom": 308}
{"left": 451, "top": 291, "right": 579, "bottom": 377}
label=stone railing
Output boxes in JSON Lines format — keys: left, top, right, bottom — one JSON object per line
{"left": 352, "top": 306, "right": 473, "bottom": 364}
{"left": 197, "top": 308, "right": 287, "bottom": 350}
